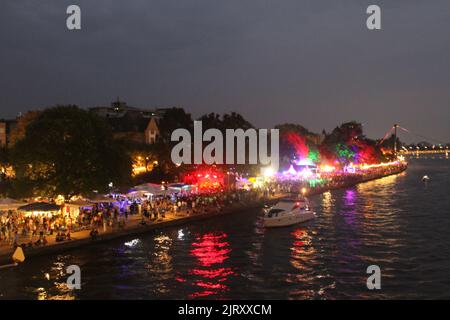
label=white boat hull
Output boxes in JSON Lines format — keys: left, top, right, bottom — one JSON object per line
{"left": 264, "top": 211, "right": 315, "bottom": 227}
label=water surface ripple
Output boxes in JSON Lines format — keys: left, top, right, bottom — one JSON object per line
{"left": 0, "top": 158, "right": 449, "bottom": 299}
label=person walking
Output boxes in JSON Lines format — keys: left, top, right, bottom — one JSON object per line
{"left": 13, "top": 231, "right": 19, "bottom": 248}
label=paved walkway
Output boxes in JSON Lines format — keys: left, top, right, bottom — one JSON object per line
{"left": 0, "top": 165, "right": 406, "bottom": 265}
{"left": 0, "top": 166, "right": 407, "bottom": 265}
{"left": 0, "top": 196, "right": 281, "bottom": 264}
{"left": 0, "top": 209, "right": 204, "bottom": 262}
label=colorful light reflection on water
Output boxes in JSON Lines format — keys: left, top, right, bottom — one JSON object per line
{"left": 176, "top": 232, "right": 235, "bottom": 299}
{"left": 1, "top": 159, "right": 449, "bottom": 299}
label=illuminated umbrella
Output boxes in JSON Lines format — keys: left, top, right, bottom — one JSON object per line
{"left": 126, "top": 189, "right": 149, "bottom": 198}
{"left": 168, "top": 183, "right": 185, "bottom": 189}
{"left": 135, "top": 183, "right": 163, "bottom": 190}
{"left": 67, "top": 199, "right": 94, "bottom": 207}
{"left": 133, "top": 183, "right": 165, "bottom": 195}
{"left": 167, "top": 183, "right": 192, "bottom": 193}
{"left": 18, "top": 202, "right": 61, "bottom": 212}
{"left": 89, "top": 195, "right": 117, "bottom": 204}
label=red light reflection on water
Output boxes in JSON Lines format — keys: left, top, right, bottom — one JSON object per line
{"left": 176, "top": 231, "right": 235, "bottom": 299}
{"left": 190, "top": 267, "right": 234, "bottom": 279}
{"left": 191, "top": 233, "right": 231, "bottom": 267}
{"left": 291, "top": 229, "right": 307, "bottom": 248}
{"left": 194, "top": 281, "right": 227, "bottom": 290}
{"left": 289, "top": 228, "right": 315, "bottom": 272}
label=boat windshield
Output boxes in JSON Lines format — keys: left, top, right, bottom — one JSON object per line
{"left": 267, "top": 208, "right": 284, "bottom": 218}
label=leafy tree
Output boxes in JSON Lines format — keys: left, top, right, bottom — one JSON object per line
{"left": 0, "top": 147, "right": 8, "bottom": 174}
{"left": 0, "top": 147, "right": 11, "bottom": 195}
{"left": 0, "top": 147, "right": 7, "bottom": 162}
{"left": 158, "top": 107, "right": 193, "bottom": 143}
{"left": 198, "top": 111, "right": 254, "bottom": 132}
{"left": 322, "top": 121, "right": 364, "bottom": 146}
{"left": 196, "top": 112, "right": 257, "bottom": 174}
{"left": 11, "top": 105, "right": 131, "bottom": 198}
{"left": 275, "top": 123, "right": 321, "bottom": 168}
{"left": 320, "top": 121, "right": 386, "bottom": 164}
{"left": 221, "top": 112, "right": 254, "bottom": 131}
{"left": 198, "top": 113, "right": 222, "bottom": 130}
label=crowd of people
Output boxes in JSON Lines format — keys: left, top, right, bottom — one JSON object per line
{"left": 0, "top": 212, "right": 58, "bottom": 248}
{"left": 277, "top": 161, "right": 407, "bottom": 195}
{"left": 140, "top": 188, "right": 263, "bottom": 219}
{"left": 0, "top": 188, "right": 270, "bottom": 250}
{"left": 1, "top": 163, "right": 405, "bottom": 252}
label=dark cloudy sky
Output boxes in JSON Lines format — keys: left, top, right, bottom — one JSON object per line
{"left": 1, "top": 0, "right": 449, "bottom": 143}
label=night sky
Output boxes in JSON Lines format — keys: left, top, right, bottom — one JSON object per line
{"left": 1, "top": 0, "right": 449, "bottom": 143}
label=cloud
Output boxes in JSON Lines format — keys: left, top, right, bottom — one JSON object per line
{"left": 0, "top": 0, "right": 449, "bottom": 142}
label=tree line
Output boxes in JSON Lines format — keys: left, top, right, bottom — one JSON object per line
{"left": 0, "top": 105, "right": 395, "bottom": 199}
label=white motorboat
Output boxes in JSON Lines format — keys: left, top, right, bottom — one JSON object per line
{"left": 263, "top": 198, "right": 316, "bottom": 228}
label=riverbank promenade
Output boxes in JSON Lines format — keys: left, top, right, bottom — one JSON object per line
{"left": 0, "top": 194, "right": 282, "bottom": 265}
{"left": 0, "top": 162, "right": 407, "bottom": 266}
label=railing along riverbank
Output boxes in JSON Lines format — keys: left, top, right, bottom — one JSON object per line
{"left": 0, "top": 163, "right": 407, "bottom": 266}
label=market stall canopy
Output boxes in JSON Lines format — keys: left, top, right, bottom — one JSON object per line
{"left": 18, "top": 202, "right": 61, "bottom": 212}
{"left": 0, "top": 198, "right": 26, "bottom": 210}
{"left": 168, "top": 183, "right": 185, "bottom": 188}
{"left": 167, "top": 183, "right": 193, "bottom": 193}
{"left": 66, "top": 199, "right": 94, "bottom": 207}
{"left": 295, "top": 158, "right": 317, "bottom": 169}
{"left": 89, "top": 195, "right": 116, "bottom": 204}
{"left": 135, "top": 183, "right": 163, "bottom": 190}
{"left": 133, "top": 183, "right": 166, "bottom": 195}
{"left": 126, "top": 190, "right": 150, "bottom": 198}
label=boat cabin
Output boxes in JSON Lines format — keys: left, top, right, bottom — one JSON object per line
{"left": 266, "top": 199, "right": 310, "bottom": 218}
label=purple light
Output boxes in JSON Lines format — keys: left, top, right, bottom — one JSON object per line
{"left": 299, "top": 167, "right": 313, "bottom": 179}
{"left": 344, "top": 164, "right": 356, "bottom": 174}
{"left": 283, "top": 165, "right": 297, "bottom": 176}
{"left": 345, "top": 189, "right": 356, "bottom": 203}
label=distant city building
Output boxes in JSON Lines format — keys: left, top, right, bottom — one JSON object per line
{"left": 90, "top": 99, "right": 167, "bottom": 145}
{"left": 0, "top": 111, "right": 40, "bottom": 148}
{"left": 1, "top": 100, "right": 169, "bottom": 148}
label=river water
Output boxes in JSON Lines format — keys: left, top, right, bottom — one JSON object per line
{"left": 0, "top": 157, "right": 449, "bottom": 300}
